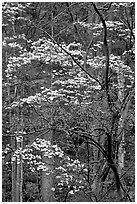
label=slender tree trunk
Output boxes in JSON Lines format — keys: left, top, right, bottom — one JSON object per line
{"left": 19, "top": 85, "right": 24, "bottom": 202}
{"left": 91, "top": 134, "right": 103, "bottom": 200}
{"left": 7, "top": 84, "right": 17, "bottom": 202}
{"left": 41, "top": 130, "right": 55, "bottom": 201}
{"left": 19, "top": 137, "right": 23, "bottom": 202}
{"left": 117, "top": 65, "right": 125, "bottom": 173}
{"left": 11, "top": 85, "right": 23, "bottom": 202}
{"left": 41, "top": 4, "right": 56, "bottom": 201}
{"left": 15, "top": 135, "right": 23, "bottom": 202}
{"left": 116, "top": 64, "right": 132, "bottom": 173}
{"left": 6, "top": 68, "right": 17, "bottom": 202}
{"left": 10, "top": 90, "right": 17, "bottom": 202}
{"left": 15, "top": 91, "right": 23, "bottom": 201}
{"left": 16, "top": 136, "right": 20, "bottom": 201}
{"left": 117, "top": 102, "right": 130, "bottom": 172}
{"left": 12, "top": 157, "right": 17, "bottom": 202}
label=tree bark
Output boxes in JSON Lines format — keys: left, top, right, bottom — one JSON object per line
{"left": 15, "top": 93, "right": 23, "bottom": 201}
{"left": 7, "top": 84, "right": 17, "bottom": 202}
{"left": 117, "top": 65, "right": 125, "bottom": 172}
{"left": 41, "top": 5, "right": 56, "bottom": 201}
{"left": 41, "top": 130, "right": 55, "bottom": 201}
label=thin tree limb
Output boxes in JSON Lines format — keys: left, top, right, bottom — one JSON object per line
{"left": 92, "top": 3, "right": 112, "bottom": 112}
{"left": 66, "top": 2, "right": 86, "bottom": 47}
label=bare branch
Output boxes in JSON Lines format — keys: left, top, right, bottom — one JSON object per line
{"left": 66, "top": 2, "right": 86, "bottom": 47}
{"left": 92, "top": 3, "right": 113, "bottom": 112}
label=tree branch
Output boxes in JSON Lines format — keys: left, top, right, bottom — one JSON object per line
{"left": 66, "top": 2, "right": 86, "bottom": 47}
{"left": 92, "top": 3, "right": 112, "bottom": 111}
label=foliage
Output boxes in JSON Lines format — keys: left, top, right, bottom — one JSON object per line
{"left": 2, "top": 2, "right": 135, "bottom": 202}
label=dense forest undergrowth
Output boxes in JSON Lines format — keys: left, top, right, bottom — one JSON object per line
{"left": 2, "top": 2, "right": 135, "bottom": 202}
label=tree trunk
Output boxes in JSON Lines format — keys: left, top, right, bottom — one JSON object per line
{"left": 41, "top": 130, "right": 55, "bottom": 201}
{"left": 91, "top": 133, "right": 103, "bottom": 200}
{"left": 117, "top": 65, "right": 125, "bottom": 172}
{"left": 116, "top": 63, "right": 132, "bottom": 173}
{"left": 7, "top": 83, "right": 17, "bottom": 202}
{"left": 12, "top": 155, "right": 17, "bottom": 202}
{"left": 15, "top": 93, "right": 23, "bottom": 201}
{"left": 11, "top": 85, "right": 23, "bottom": 202}
{"left": 41, "top": 5, "right": 56, "bottom": 201}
